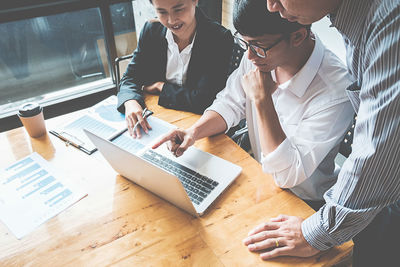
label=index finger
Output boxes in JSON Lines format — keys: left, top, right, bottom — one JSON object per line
{"left": 152, "top": 130, "right": 177, "bottom": 149}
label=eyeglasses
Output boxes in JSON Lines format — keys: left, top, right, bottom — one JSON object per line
{"left": 234, "top": 31, "right": 287, "bottom": 58}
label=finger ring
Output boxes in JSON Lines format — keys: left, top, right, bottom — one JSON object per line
{"left": 275, "top": 239, "right": 279, "bottom": 247}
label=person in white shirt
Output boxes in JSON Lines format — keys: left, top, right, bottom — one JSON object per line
{"left": 153, "top": 0, "right": 354, "bottom": 208}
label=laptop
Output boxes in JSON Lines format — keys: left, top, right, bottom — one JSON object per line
{"left": 84, "top": 129, "right": 242, "bottom": 216}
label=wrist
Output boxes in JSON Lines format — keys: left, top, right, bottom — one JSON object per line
{"left": 124, "top": 99, "right": 138, "bottom": 109}
{"left": 158, "top": 82, "right": 165, "bottom": 92}
{"left": 187, "top": 126, "right": 199, "bottom": 141}
{"left": 253, "top": 94, "right": 272, "bottom": 107}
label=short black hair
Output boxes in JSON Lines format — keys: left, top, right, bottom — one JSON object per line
{"left": 233, "top": 0, "right": 310, "bottom": 37}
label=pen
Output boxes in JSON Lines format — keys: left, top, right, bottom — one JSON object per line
{"left": 132, "top": 108, "right": 153, "bottom": 133}
{"left": 51, "top": 131, "right": 93, "bottom": 154}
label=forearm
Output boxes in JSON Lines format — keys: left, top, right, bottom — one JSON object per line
{"left": 189, "top": 110, "right": 227, "bottom": 141}
{"left": 254, "top": 96, "right": 286, "bottom": 155}
{"left": 159, "top": 79, "right": 226, "bottom": 114}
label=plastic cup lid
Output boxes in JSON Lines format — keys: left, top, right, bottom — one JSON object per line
{"left": 18, "top": 102, "right": 42, "bottom": 117}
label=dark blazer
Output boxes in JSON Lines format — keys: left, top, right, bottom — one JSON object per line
{"left": 117, "top": 7, "right": 233, "bottom": 114}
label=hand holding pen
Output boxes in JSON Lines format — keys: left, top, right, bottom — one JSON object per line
{"left": 131, "top": 107, "right": 154, "bottom": 138}
{"left": 124, "top": 100, "right": 153, "bottom": 138}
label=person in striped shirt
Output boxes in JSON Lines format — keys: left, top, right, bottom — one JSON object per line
{"left": 242, "top": 0, "right": 400, "bottom": 266}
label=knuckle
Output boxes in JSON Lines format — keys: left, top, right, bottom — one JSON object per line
{"left": 261, "top": 232, "right": 268, "bottom": 239}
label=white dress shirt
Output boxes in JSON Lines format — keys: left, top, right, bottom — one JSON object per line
{"left": 206, "top": 37, "right": 354, "bottom": 201}
{"left": 165, "top": 29, "right": 196, "bottom": 86}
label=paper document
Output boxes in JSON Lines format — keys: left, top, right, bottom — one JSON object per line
{"left": 50, "top": 95, "right": 127, "bottom": 154}
{"left": 50, "top": 95, "right": 173, "bottom": 155}
{"left": 111, "top": 115, "right": 174, "bottom": 154}
{"left": 0, "top": 153, "right": 87, "bottom": 239}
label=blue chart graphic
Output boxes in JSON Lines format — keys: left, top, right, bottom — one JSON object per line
{"left": 5, "top": 157, "right": 33, "bottom": 171}
{"left": 3, "top": 156, "right": 72, "bottom": 203}
{"left": 65, "top": 115, "right": 117, "bottom": 139}
{"left": 95, "top": 104, "right": 125, "bottom": 122}
{"left": 41, "top": 182, "right": 63, "bottom": 195}
{"left": 112, "top": 134, "right": 145, "bottom": 154}
{"left": 17, "top": 169, "right": 48, "bottom": 190}
{"left": 45, "top": 189, "right": 72, "bottom": 207}
{"left": 23, "top": 176, "right": 56, "bottom": 199}
{"left": 4, "top": 163, "right": 41, "bottom": 185}
{"left": 0, "top": 153, "right": 85, "bottom": 239}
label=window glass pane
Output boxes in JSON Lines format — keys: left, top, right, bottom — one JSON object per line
{"left": 0, "top": 8, "right": 110, "bottom": 117}
{"left": 111, "top": 2, "right": 137, "bottom": 58}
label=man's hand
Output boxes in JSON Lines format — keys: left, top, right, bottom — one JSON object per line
{"left": 124, "top": 100, "right": 151, "bottom": 138}
{"left": 152, "top": 128, "right": 196, "bottom": 157}
{"left": 243, "top": 215, "right": 320, "bottom": 260}
{"left": 143, "top": 81, "right": 165, "bottom": 94}
{"left": 241, "top": 69, "right": 277, "bottom": 102}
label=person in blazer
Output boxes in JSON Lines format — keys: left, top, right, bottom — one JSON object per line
{"left": 117, "top": 0, "right": 233, "bottom": 138}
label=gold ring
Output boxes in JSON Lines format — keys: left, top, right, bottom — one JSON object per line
{"left": 275, "top": 239, "right": 279, "bottom": 247}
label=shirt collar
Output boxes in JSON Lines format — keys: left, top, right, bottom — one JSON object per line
{"left": 165, "top": 29, "right": 176, "bottom": 47}
{"left": 165, "top": 29, "right": 197, "bottom": 54}
{"left": 329, "top": 0, "right": 372, "bottom": 45}
{"left": 278, "top": 36, "right": 324, "bottom": 98}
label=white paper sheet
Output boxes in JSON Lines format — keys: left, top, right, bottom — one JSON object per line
{"left": 0, "top": 153, "right": 87, "bottom": 239}
{"left": 111, "top": 115, "right": 175, "bottom": 154}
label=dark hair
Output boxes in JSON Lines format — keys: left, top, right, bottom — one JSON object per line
{"left": 233, "top": 0, "right": 310, "bottom": 37}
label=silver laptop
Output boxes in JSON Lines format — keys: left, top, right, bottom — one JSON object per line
{"left": 84, "top": 129, "right": 242, "bottom": 216}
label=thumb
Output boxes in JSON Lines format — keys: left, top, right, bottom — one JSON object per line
{"left": 175, "top": 135, "right": 193, "bottom": 157}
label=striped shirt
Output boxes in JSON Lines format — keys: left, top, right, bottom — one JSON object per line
{"left": 302, "top": 0, "right": 400, "bottom": 250}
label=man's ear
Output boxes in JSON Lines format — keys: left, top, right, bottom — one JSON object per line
{"left": 289, "top": 27, "right": 309, "bottom": 47}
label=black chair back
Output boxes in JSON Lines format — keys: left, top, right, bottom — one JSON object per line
{"left": 115, "top": 54, "right": 133, "bottom": 91}
{"left": 338, "top": 115, "right": 357, "bottom": 158}
{"left": 228, "top": 42, "right": 245, "bottom": 76}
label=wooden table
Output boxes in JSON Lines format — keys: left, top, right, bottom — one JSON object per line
{"left": 0, "top": 95, "right": 352, "bottom": 266}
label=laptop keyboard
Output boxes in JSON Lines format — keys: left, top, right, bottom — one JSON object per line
{"left": 141, "top": 150, "right": 219, "bottom": 205}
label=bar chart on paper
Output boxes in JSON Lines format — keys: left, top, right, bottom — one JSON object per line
{"left": 0, "top": 153, "right": 87, "bottom": 239}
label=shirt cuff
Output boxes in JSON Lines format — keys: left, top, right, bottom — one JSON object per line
{"left": 261, "top": 138, "right": 294, "bottom": 173}
{"left": 301, "top": 211, "right": 339, "bottom": 251}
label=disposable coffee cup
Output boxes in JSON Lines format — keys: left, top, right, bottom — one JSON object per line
{"left": 18, "top": 102, "right": 47, "bottom": 138}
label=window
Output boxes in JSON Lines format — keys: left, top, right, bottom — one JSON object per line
{"left": 0, "top": 0, "right": 136, "bottom": 119}
{"left": 111, "top": 2, "right": 136, "bottom": 58}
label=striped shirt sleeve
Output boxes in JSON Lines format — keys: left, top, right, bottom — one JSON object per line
{"left": 302, "top": 2, "right": 400, "bottom": 250}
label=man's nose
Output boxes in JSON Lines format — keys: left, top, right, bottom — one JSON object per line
{"left": 247, "top": 48, "right": 258, "bottom": 61}
{"left": 168, "top": 13, "right": 177, "bottom": 25}
{"left": 267, "top": 0, "right": 283, "bottom": 13}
